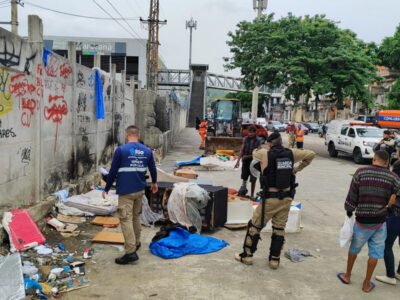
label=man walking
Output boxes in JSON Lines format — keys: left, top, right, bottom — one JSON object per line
{"left": 337, "top": 150, "right": 400, "bottom": 292}
{"left": 295, "top": 124, "right": 304, "bottom": 149}
{"left": 198, "top": 118, "right": 208, "bottom": 150}
{"left": 235, "top": 132, "right": 315, "bottom": 269}
{"left": 103, "top": 126, "right": 158, "bottom": 265}
{"left": 235, "top": 126, "right": 262, "bottom": 198}
{"left": 287, "top": 122, "right": 296, "bottom": 148}
{"left": 375, "top": 149, "right": 400, "bottom": 285}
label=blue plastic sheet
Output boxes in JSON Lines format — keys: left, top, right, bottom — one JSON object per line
{"left": 149, "top": 227, "right": 229, "bottom": 259}
{"left": 94, "top": 69, "right": 105, "bottom": 119}
{"left": 176, "top": 155, "right": 205, "bottom": 167}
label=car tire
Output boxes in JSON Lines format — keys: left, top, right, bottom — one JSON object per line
{"left": 353, "top": 148, "right": 365, "bottom": 164}
{"left": 328, "top": 142, "right": 338, "bottom": 157}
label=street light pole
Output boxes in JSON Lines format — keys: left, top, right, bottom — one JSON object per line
{"left": 186, "top": 17, "right": 197, "bottom": 80}
{"left": 11, "top": 0, "right": 19, "bottom": 34}
{"left": 251, "top": 0, "right": 268, "bottom": 123}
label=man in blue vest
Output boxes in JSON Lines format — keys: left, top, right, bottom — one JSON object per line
{"left": 103, "top": 125, "right": 158, "bottom": 265}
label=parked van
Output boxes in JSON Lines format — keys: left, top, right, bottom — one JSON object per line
{"left": 376, "top": 110, "right": 400, "bottom": 129}
{"left": 325, "top": 120, "right": 384, "bottom": 164}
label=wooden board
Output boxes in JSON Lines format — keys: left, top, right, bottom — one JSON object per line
{"left": 91, "top": 217, "right": 120, "bottom": 227}
{"left": 92, "top": 231, "right": 125, "bottom": 244}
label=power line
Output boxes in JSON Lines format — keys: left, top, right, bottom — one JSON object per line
{"left": 105, "top": 0, "right": 143, "bottom": 40}
{"left": 91, "top": 0, "right": 140, "bottom": 40}
{"left": 23, "top": 1, "right": 140, "bottom": 21}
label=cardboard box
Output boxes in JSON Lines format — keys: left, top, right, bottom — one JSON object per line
{"left": 175, "top": 169, "right": 198, "bottom": 179}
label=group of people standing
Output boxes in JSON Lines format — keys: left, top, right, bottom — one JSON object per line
{"left": 287, "top": 123, "right": 305, "bottom": 149}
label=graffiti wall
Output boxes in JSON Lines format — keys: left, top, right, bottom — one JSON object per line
{"left": 0, "top": 26, "right": 134, "bottom": 214}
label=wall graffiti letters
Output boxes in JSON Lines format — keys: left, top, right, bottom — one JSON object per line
{"left": 0, "top": 68, "right": 12, "bottom": 116}
{"left": 18, "top": 147, "right": 31, "bottom": 164}
{"left": 76, "top": 70, "right": 86, "bottom": 87}
{"left": 77, "top": 92, "right": 87, "bottom": 113}
{"left": 23, "top": 51, "right": 37, "bottom": 75}
{"left": 77, "top": 115, "right": 91, "bottom": 135}
{"left": 9, "top": 72, "right": 41, "bottom": 127}
{"left": 60, "top": 63, "right": 72, "bottom": 80}
{"left": 0, "top": 37, "right": 22, "bottom": 68}
{"left": 45, "top": 55, "right": 59, "bottom": 78}
{"left": 0, "top": 120, "right": 16, "bottom": 139}
{"left": 44, "top": 94, "right": 68, "bottom": 152}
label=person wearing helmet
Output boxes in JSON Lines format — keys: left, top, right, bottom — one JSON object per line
{"left": 235, "top": 132, "right": 315, "bottom": 269}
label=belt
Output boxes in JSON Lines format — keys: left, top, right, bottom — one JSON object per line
{"left": 265, "top": 191, "right": 291, "bottom": 200}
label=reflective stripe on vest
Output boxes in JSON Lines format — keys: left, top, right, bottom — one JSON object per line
{"left": 118, "top": 167, "right": 147, "bottom": 173}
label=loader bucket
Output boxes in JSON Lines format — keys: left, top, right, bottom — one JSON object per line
{"left": 204, "top": 137, "right": 243, "bottom": 155}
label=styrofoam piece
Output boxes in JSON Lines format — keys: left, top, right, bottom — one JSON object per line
{"left": 226, "top": 200, "right": 254, "bottom": 225}
{"left": 200, "top": 156, "right": 238, "bottom": 170}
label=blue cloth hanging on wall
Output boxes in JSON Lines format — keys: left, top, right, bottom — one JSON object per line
{"left": 42, "top": 48, "right": 53, "bottom": 67}
{"left": 94, "top": 69, "right": 105, "bottom": 119}
{"left": 149, "top": 227, "right": 229, "bottom": 259}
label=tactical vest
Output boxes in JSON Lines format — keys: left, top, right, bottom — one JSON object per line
{"left": 263, "top": 146, "right": 294, "bottom": 190}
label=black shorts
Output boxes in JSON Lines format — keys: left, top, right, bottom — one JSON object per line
{"left": 241, "top": 159, "right": 256, "bottom": 182}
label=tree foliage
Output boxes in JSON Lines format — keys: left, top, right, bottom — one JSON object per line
{"left": 225, "top": 14, "right": 376, "bottom": 109}
{"left": 378, "top": 24, "right": 400, "bottom": 69}
{"left": 388, "top": 80, "right": 400, "bottom": 109}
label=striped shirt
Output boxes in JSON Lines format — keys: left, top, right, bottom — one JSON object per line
{"left": 345, "top": 165, "right": 400, "bottom": 224}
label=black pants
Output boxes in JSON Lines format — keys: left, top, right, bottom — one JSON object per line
{"left": 241, "top": 159, "right": 256, "bottom": 182}
{"left": 384, "top": 216, "right": 400, "bottom": 278}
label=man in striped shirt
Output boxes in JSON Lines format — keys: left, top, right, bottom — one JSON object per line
{"left": 337, "top": 150, "right": 400, "bottom": 293}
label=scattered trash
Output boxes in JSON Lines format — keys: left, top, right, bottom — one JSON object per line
{"left": 83, "top": 248, "right": 94, "bottom": 259}
{"left": 22, "top": 261, "right": 38, "bottom": 276}
{"left": 35, "top": 245, "right": 53, "bottom": 256}
{"left": 56, "top": 243, "right": 66, "bottom": 251}
{"left": 0, "top": 253, "right": 26, "bottom": 299}
{"left": 176, "top": 155, "right": 205, "bottom": 167}
{"left": 46, "top": 217, "right": 79, "bottom": 233}
{"left": 175, "top": 168, "right": 198, "bottom": 179}
{"left": 57, "top": 214, "right": 85, "bottom": 224}
{"left": 141, "top": 195, "right": 164, "bottom": 227}
{"left": 285, "top": 248, "right": 313, "bottom": 262}
{"left": 70, "top": 261, "right": 85, "bottom": 275}
{"left": 2, "top": 209, "right": 46, "bottom": 252}
{"left": 92, "top": 231, "right": 125, "bottom": 244}
{"left": 91, "top": 216, "right": 120, "bottom": 227}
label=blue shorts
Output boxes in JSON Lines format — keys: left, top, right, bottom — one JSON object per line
{"left": 349, "top": 222, "right": 387, "bottom": 259}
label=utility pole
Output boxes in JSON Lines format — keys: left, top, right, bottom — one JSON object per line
{"left": 11, "top": 0, "right": 18, "bottom": 34}
{"left": 251, "top": 0, "right": 268, "bottom": 123}
{"left": 140, "top": 0, "right": 167, "bottom": 91}
{"left": 186, "top": 17, "right": 197, "bottom": 81}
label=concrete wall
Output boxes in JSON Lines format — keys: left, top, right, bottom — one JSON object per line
{"left": 0, "top": 16, "right": 134, "bottom": 217}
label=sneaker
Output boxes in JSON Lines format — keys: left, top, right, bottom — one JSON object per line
{"left": 375, "top": 275, "right": 396, "bottom": 285}
{"left": 396, "top": 273, "right": 400, "bottom": 281}
{"left": 269, "top": 259, "right": 280, "bottom": 270}
{"left": 115, "top": 252, "right": 139, "bottom": 265}
{"left": 234, "top": 253, "right": 253, "bottom": 265}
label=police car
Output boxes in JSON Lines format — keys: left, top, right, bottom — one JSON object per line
{"left": 325, "top": 120, "right": 384, "bottom": 164}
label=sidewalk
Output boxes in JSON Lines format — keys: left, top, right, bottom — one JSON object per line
{"left": 65, "top": 128, "right": 399, "bottom": 300}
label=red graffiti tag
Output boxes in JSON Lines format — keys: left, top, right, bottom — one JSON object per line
{"left": 46, "top": 56, "right": 59, "bottom": 78}
{"left": 9, "top": 74, "right": 36, "bottom": 98}
{"left": 21, "top": 98, "right": 40, "bottom": 127}
{"left": 59, "top": 63, "right": 72, "bottom": 80}
{"left": 44, "top": 95, "right": 68, "bottom": 123}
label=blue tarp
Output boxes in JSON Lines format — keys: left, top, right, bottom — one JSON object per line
{"left": 94, "top": 69, "right": 105, "bottom": 119}
{"left": 176, "top": 155, "right": 205, "bottom": 167}
{"left": 149, "top": 227, "right": 229, "bottom": 259}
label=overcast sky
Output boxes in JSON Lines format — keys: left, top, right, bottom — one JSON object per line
{"left": 0, "top": 0, "right": 399, "bottom": 76}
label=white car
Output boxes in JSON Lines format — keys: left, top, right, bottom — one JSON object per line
{"left": 256, "top": 118, "right": 267, "bottom": 128}
{"left": 326, "top": 120, "right": 384, "bottom": 164}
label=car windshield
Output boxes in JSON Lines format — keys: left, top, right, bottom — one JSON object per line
{"left": 216, "top": 101, "right": 233, "bottom": 120}
{"left": 308, "top": 123, "right": 318, "bottom": 127}
{"left": 271, "top": 121, "right": 281, "bottom": 125}
{"left": 356, "top": 128, "right": 383, "bottom": 138}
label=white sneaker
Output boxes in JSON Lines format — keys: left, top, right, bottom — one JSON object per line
{"left": 375, "top": 275, "right": 397, "bottom": 285}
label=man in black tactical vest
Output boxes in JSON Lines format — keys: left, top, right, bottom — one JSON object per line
{"left": 235, "top": 132, "right": 316, "bottom": 269}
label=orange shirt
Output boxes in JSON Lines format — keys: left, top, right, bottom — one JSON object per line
{"left": 296, "top": 129, "right": 304, "bottom": 142}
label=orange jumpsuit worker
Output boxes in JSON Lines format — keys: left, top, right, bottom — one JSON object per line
{"left": 199, "top": 118, "right": 208, "bottom": 150}
{"left": 295, "top": 124, "right": 304, "bottom": 149}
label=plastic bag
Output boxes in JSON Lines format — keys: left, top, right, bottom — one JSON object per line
{"left": 0, "top": 254, "right": 25, "bottom": 300}
{"left": 339, "top": 216, "right": 354, "bottom": 247}
{"left": 141, "top": 195, "right": 164, "bottom": 227}
{"left": 167, "top": 183, "right": 210, "bottom": 233}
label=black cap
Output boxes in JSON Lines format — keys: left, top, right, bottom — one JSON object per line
{"left": 267, "top": 132, "right": 281, "bottom": 142}
{"left": 384, "top": 130, "right": 391, "bottom": 135}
